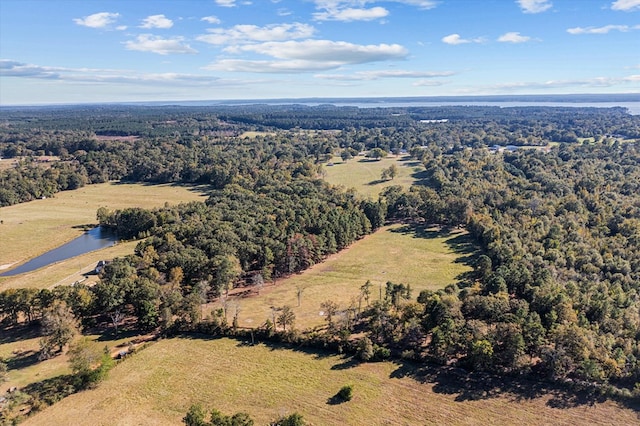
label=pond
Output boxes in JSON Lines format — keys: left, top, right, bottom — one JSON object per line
{"left": 0, "top": 226, "right": 117, "bottom": 277}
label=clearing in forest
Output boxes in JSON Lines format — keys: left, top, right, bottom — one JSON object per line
{"left": 230, "top": 223, "right": 474, "bottom": 330}
{"left": 323, "top": 154, "right": 423, "bottom": 199}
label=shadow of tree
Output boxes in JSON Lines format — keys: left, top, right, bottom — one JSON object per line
{"left": 326, "top": 394, "right": 347, "bottom": 405}
{"left": 387, "top": 223, "right": 481, "bottom": 270}
{"left": 0, "top": 323, "right": 41, "bottom": 345}
{"left": 389, "top": 360, "right": 640, "bottom": 414}
{"left": 6, "top": 350, "right": 40, "bottom": 370}
{"left": 330, "top": 357, "right": 360, "bottom": 370}
{"left": 22, "top": 373, "right": 78, "bottom": 406}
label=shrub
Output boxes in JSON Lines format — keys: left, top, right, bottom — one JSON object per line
{"left": 270, "top": 412, "right": 305, "bottom": 425}
{"left": 338, "top": 384, "right": 354, "bottom": 402}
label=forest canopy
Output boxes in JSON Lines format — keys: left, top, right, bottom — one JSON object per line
{"left": 1, "top": 103, "right": 639, "bottom": 394}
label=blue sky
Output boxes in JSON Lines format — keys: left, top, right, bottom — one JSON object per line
{"left": 1, "top": 0, "right": 639, "bottom": 104}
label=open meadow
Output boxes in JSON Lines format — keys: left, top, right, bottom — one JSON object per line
{"left": 231, "top": 224, "right": 473, "bottom": 330}
{"left": 0, "top": 182, "right": 208, "bottom": 280}
{"left": 323, "top": 155, "right": 423, "bottom": 199}
{"left": 23, "top": 337, "right": 640, "bottom": 426}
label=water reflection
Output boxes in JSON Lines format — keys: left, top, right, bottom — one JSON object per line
{"left": 0, "top": 226, "right": 117, "bottom": 277}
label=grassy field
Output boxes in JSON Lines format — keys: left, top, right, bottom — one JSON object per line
{"left": 323, "top": 155, "right": 423, "bottom": 199}
{"left": 0, "top": 324, "right": 146, "bottom": 392}
{"left": 0, "top": 182, "right": 208, "bottom": 276}
{"left": 23, "top": 337, "right": 640, "bottom": 426}
{"left": 228, "top": 224, "right": 473, "bottom": 330}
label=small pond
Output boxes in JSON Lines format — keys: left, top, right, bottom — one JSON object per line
{"left": 0, "top": 226, "right": 117, "bottom": 277}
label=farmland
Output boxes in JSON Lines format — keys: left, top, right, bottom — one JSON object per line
{"left": 23, "top": 337, "right": 640, "bottom": 426}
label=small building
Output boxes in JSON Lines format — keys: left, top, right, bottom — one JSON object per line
{"left": 94, "top": 260, "right": 108, "bottom": 274}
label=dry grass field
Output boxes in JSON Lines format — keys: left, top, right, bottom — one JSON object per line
{"left": 0, "top": 182, "right": 208, "bottom": 276}
{"left": 323, "top": 155, "right": 423, "bottom": 199}
{"left": 0, "top": 325, "right": 144, "bottom": 392}
{"left": 230, "top": 224, "right": 473, "bottom": 330}
{"left": 23, "top": 337, "right": 640, "bottom": 426}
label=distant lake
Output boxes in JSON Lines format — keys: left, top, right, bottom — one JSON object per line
{"left": 0, "top": 226, "right": 117, "bottom": 277}
{"left": 281, "top": 101, "right": 640, "bottom": 115}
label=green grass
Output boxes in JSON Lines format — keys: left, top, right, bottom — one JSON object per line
{"left": 22, "top": 337, "right": 640, "bottom": 426}
{"left": 231, "top": 224, "right": 474, "bottom": 330}
{"left": 0, "top": 182, "right": 208, "bottom": 275}
{"left": 323, "top": 155, "right": 423, "bottom": 199}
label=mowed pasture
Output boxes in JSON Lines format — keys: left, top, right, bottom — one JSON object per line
{"left": 0, "top": 182, "right": 208, "bottom": 276}
{"left": 323, "top": 154, "right": 423, "bottom": 199}
{"left": 24, "top": 337, "right": 640, "bottom": 426}
{"left": 231, "top": 224, "right": 473, "bottom": 330}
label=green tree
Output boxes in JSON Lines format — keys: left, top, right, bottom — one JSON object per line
{"left": 320, "top": 300, "right": 338, "bottom": 328}
{"left": 39, "top": 300, "right": 79, "bottom": 359}
{"left": 368, "top": 148, "right": 387, "bottom": 160}
{"left": 277, "top": 305, "right": 296, "bottom": 332}
{"left": 94, "top": 258, "right": 136, "bottom": 335}
{"left": 68, "top": 337, "right": 114, "bottom": 388}
{"left": 381, "top": 164, "right": 398, "bottom": 180}
{"left": 469, "top": 339, "right": 494, "bottom": 371}
{"left": 183, "top": 404, "right": 207, "bottom": 426}
{"left": 340, "top": 149, "right": 353, "bottom": 162}
{"left": 270, "top": 413, "right": 305, "bottom": 426}
{"left": 356, "top": 336, "right": 375, "bottom": 361}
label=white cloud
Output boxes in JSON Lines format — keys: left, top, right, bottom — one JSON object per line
{"left": 314, "top": 7, "right": 389, "bottom": 22}
{"left": 314, "top": 1, "right": 437, "bottom": 10}
{"left": 140, "top": 15, "right": 173, "bottom": 29}
{"left": 611, "top": 0, "right": 640, "bottom": 11}
{"left": 413, "top": 80, "right": 446, "bottom": 87}
{"left": 312, "top": 1, "right": 437, "bottom": 22}
{"left": 517, "top": 0, "right": 552, "bottom": 14}
{"left": 215, "top": 0, "right": 237, "bottom": 7}
{"left": 498, "top": 32, "right": 532, "bottom": 43}
{"left": 567, "top": 24, "right": 639, "bottom": 34}
{"left": 205, "top": 59, "right": 346, "bottom": 73}
{"left": 441, "top": 34, "right": 485, "bottom": 45}
{"left": 124, "top": 35, "right": 197, "bottom": 55}
{"left": 316, "top": 70, "right": 454, "bottom": 80}
{"left": 486, "top": 75, "right": 640, "bottom": 91}
{"left": 206, "top": 40, "right": 408, "bottom": 73}
{"left": 0, "top": 59, "right": 221, "bottom": 86}
{"left": 202, "top": 16, "right": 222, "bottom": 24}
{"left": 197, "top": 23, "right": 315, "bottom": 45}
{"left": 73, "top": 12, "right": 120, "bottom": 29}
{"left": 229, "top": 40, "right": 407, "bottom": 62}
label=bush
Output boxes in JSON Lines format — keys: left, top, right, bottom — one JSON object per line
{"left": 270, "top": 412, "right": 305, "bottom": 425}
{"left": 338, "top": 384, "right": 354, "bottom": 402}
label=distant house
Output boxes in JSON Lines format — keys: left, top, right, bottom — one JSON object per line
{"left": 420, "top": 119, "right": 449, "bottom": 124}
{"left": 94, "top": 260, "right": 108, "bottom": 274}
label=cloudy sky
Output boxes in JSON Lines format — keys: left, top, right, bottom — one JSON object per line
{"left": 1, "top": 0, "right": 639, "bottom": 104}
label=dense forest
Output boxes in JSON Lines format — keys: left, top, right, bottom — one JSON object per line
{"left": 1, "top": 104, "right": 640, "bottom": 398}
